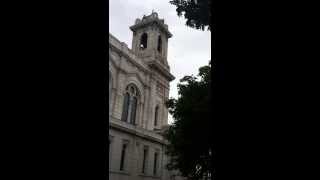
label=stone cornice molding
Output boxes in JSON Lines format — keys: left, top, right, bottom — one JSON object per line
{"left": 148, "top": 60, "right": 175, "bottom": 81}
{"left": 129, "top": 14, "right": 172, "bottom": 38}
{"left": 109, "top": 119, "right": 167, "bottom": 146}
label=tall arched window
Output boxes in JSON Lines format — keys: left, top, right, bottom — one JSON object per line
{"left": 121, "top": 84, "right": 139, "bottom": 125}
{"left": 140, "top": 33, "right": 148, "bottom": 49}
{"left": 157, "top": 35, "right": 162, "bottom": 53}
{"left": 130, "top": 97, "right": 137, "bottom": 124}
{"left": 154, "top": 105, "right": 159, "bottom": 126}
{"left": 121, "top": 92, "right": 130, "bottom": 122}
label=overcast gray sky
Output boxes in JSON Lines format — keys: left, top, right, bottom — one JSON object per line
{"left": 110, "top": 0, "right": 211, "bottom": 124}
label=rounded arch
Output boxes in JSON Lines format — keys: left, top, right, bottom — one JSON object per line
{"left": 140, "top": 33, "right": 148, "bottom": 49}
{"left": 125, "top": 83, "right": 141, "bottom": 98}
{"left": 121, "top": 83, "right": 141, "bottom": 125}
{"left": 125, "top": 76, "right": 145, "bottom": 103}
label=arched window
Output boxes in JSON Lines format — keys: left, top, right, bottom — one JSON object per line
{"left": 140, "top": 33, "right": 148, "bottom": 49}
{"left": 157, "top": 35, "right": 162, "bottom": 53}
{"left": 130, "top": 97, "right": 137, "bottom": 124}
{"left": 121, "top": 84, "right": 140, "bottom": 125}
{"left": 121, "top": 92, "right": 130, "bottom": 122}
{"left": 154, "top": 105, "right": 159, "bottom": 126}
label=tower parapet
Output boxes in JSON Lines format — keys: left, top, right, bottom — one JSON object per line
{"left": 130, "top": 12, "right": 172, "bottom": 70}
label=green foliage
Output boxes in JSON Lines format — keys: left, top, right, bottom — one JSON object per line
{"left": 165, "top": 62, "right": 215, "bottom": 180}
{"left": 170, "top": 0, "right": 212, "bottom": 31}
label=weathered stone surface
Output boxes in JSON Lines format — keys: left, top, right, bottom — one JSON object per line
{"left": 109, "top": 12, "right": 184, "bottom": 180}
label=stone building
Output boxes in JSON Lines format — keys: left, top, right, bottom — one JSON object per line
{"left": 108, "top": 12, "right": 182, "bottom": 180}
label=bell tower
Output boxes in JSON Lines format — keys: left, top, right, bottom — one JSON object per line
{"left": 130, "top": 12, "right": 172, "bottom": 67}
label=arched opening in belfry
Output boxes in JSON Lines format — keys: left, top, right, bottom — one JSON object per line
{"left": 157, "top": 35, "right": 162, "bottom": 53}
{"left": 140, "top": 33, "right": 148, "bottom": 49}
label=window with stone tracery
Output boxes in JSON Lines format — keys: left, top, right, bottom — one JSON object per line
{"left": 121, "top": 84, "right": 139, "bottom": 125}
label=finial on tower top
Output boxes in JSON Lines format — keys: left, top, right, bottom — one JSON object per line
{"left": 151, "top": 10, "right": 158, "bottom": 18}
{"left": 130, "top": 11, "right": 172, "bottom": 38}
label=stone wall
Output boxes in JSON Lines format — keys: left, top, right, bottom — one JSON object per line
{"left": 108, "top": 12, "right": 182, "bottom": 180}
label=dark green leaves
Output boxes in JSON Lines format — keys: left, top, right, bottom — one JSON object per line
{"left": 165, "top": 62, "right": 214, "bottom": 179}
{"left": 170, "top": 0, "right": 212, "bottom": 31}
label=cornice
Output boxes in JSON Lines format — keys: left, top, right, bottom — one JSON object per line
{"left": 109, "top": 119, "right": 167, "bottom": 145}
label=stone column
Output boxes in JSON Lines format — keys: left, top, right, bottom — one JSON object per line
{"left": 113, "top": 56, "right": 127, "bottom": 120}
{"left": 142, "top": 84, "right": 150, "bottom": 129}
{"left": 147, "top": 77, "right": 157, "bottom": 130}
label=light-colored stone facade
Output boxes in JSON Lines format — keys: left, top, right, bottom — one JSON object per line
{"left": 109, "top": 12, "right": 182, "bottom": 180}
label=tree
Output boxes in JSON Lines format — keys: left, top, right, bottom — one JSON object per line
{"left": 170, "top": 0, "right": 213, "bottom": 31}
{"left": 165, "top": 62, "right": 215, "bottom": 180}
